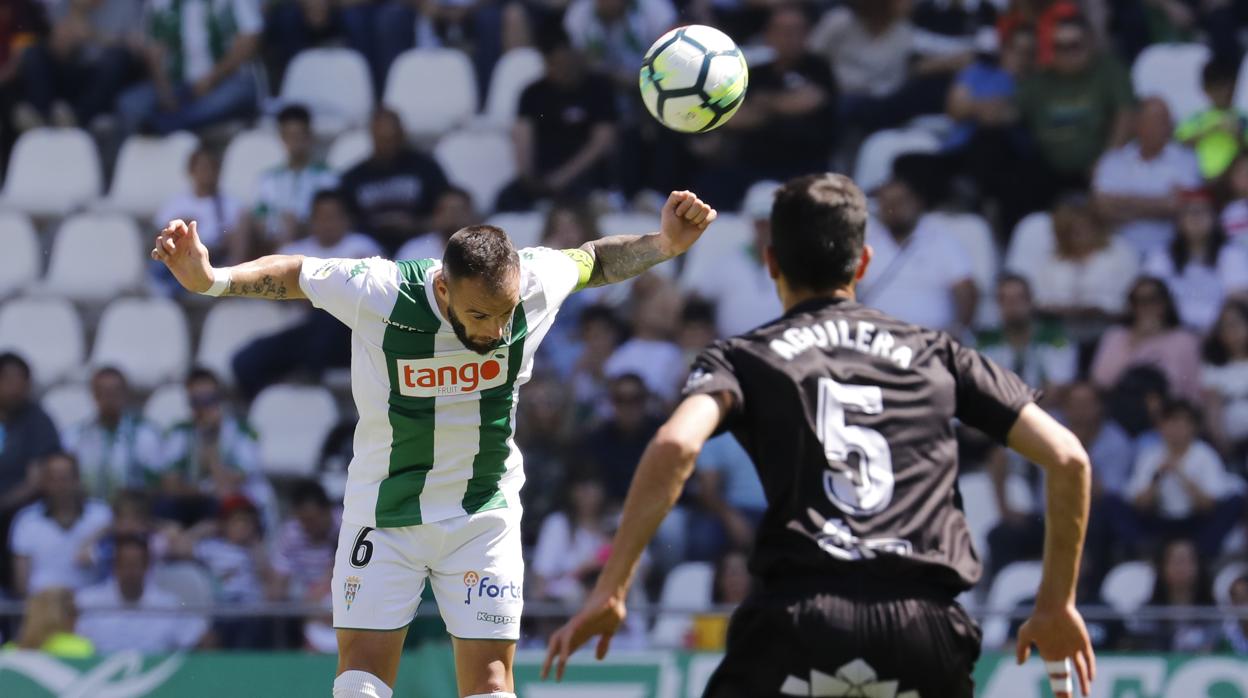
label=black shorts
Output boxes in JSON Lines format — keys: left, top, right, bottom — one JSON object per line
{"left": 702, "top": 582, "right": 982, "bottom": 698}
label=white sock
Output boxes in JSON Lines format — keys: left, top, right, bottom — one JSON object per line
{"left": 333, "top": 670, "right": 393, "bottom": 698}
{"left": 464, "top": 693, "right": 516, "bottom": 698}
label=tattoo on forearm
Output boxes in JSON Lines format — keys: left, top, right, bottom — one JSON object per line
{"left": 581, "top": 235, "right": 671, "bottom": 288}
{"left": 225, "top": 274, "right": 289, "bottom": 300}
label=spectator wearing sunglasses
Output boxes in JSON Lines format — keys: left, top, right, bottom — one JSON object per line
{"left": 1090, "top": 277, "right": 1202, "bottom": 402}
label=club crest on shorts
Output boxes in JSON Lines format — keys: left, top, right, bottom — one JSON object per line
{"left": 463, "top": 571, "right": 480, "bottom": 587}
{"left": 344, "top": 575, "right": 362, "bottom": 610}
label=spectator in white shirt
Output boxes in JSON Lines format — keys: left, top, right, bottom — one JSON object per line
{"left": 1144, "top": 189, "right": 1248, "bottom": 332}
{"left": 64, "top": 367, "right": 163, "bottom": 501}
{"left": 604, "top": 275, "right": 686, "bottom": 403}
{"left": 152, "top": 147, "right": 244, "bottom": 271}
{"left": 192, "top": 495, "right": 278, "bottom": 648}
{"left": 531, "top": 472, "right": 611, "bottom": 606}
{"left": 1120, "top": 401, "right": 1245, "bottom": 557}
{"left": 1029, "top": 195, "right": 1139, "bottom": 341}
{"left": 808, "top": 0, "right": 913, "bottom": 99}
{"left": 10, "top": 453, "right": 112, "bottom": 597}
{"left": 1093, "top": 97, "right": 1202, "bottom": 256}
{"left": 858, "top": 158, "right": 977, "bottom": 334}
{"left": 76, "top": 535, "right": 208, "bottom": 654}
{"left": 681, "top": 180, "right": 784, "bottom": 338}
{"left": 562, "top": 0, "right": 675, "bottom": 87}
{"left": 276, "top": 189, "right": 383, "bottom": 259}
{"left": 235, "top": 104, "right": 339, "bottom": 258}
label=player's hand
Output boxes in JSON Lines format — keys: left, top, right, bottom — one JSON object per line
{"left": 151, "top": 219, "right": 215, "bottom": 293}
{"left": 658, "top": 190, "right": 717, "bottom": 257}
{"left": 541, "top": 589, "right": 627, "bottom": 682}
{"left": 1016, "top": 602, "right": 1096, "bottom": 697}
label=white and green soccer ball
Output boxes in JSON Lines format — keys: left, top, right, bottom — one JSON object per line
{"left": 639, "top": 24, "right": 749, "bottom": 133}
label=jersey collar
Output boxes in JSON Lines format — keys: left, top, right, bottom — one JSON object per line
{"left": 784, "top": 295, "right": 856, "bottom": 318}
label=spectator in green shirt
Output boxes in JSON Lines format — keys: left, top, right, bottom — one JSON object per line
{"left": 1176, "top": 56, "right": 1248, "bottom": 181}
{"left": 1013, "top": 14, "right": 1134, "bottom": 202}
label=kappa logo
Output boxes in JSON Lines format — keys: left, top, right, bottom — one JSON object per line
{"left": 396, "top": 349, "right": 510, "bottom": 397}
{"left": 344, "top": 575, "right": 362, "bottom": 610}
{"left": 476, "top": 611, "right": 518, "bottom": 625}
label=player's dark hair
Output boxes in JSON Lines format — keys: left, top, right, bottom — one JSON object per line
{"left": 277, "top": 104, "right": 312, "bottom": 127}
{"left": 186, "top": 366, "right": 222, "bottom": 389}
{"left": 291, "top": 479, "right": 331, "bottom": 509}
{"left": 1202, "top": 55, "right": 1239, "bottom": 89}
{"left": 443, "top": 225, "right": 520, "bottom": 291}
{"left": 1125, "top": 276, "right": 1181, "bottom": 330}
{"left": 0, "top": 352, "right": 32, "bottom": 380}
{"left": 113, "top": 533, "right": 150, "bottom": 563}
{"left": 1203, "top": 298, "right": 1248, "bottom": 365}
{"left": 770, "top": 173, "right": 867, "bottom": 292}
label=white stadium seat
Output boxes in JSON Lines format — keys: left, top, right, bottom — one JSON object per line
{"left": 982, "top": 560, "right": 1043, "bottom": 648}
{"left": 956, "top": 472, "right": 998, "bottom": 572}
{"left": 151, "top": 561, "right": 215, "bottom": 609}
{"left": 249, "top": 383, "right": 339, "bottom": 476}
{"left": 280, "top": 48, "right": 374, "bottom": 137}
{"left": 384, "top": 49, "right": 478, "bottom": 139}
{"left": 221, "top": 129, "right": 286, "bottom": 206}
{"left": 1100, "top": 560, "right": 1155, "bottom": 615}
{"left": 196, "top": 299, "right": 302, "bottom": 384}
{"left": 42, "top": 213, "right": 145, "bottom": 302}
{"left": 1004, "top": 212, "right": 1055, "bottom": 290}
{"left": 0, "top": 212, "right": 40, "bottom": 297}
{"left": 0, "top": 298, "right": 85, "bottom": 387}
{"left": 143, "top": 382, "right": 191, "bottom": 431}
{"left": 100, "top": 132, "right": 198, "bottom": 219}
{"left": 485, "top": 212, "right": 543, "bottom": 250}
{"left": 1132, "top": 43, "right": 1211, "bottom": 122}
{"left": 434, "top": 130, "right": 516, "bottom": 213}
{"left": 651, "top": 561, "right": 714, "bottom": 647}
{"left": 483, "top": 47, "right": 544, "bottom": 128}
{"left": 679, "top": 212, "right": 753, "bottom": 292}
{"left": 41, "top": 383, "right": 94, "bottom": 435}
{"left": 91, "top": 298, "right": 190, "bottom": 390}
{"left": 926, "top": 212, "right": 1000, "bottom": 327}
{"left": 327, "top": 128, "right": 372, "bottom": 172}
{"left": 0, "top": 128, "right": 102, "bottom": 216}
{"left": 852, "top": 128, "right": 941, "bottom": 195}
{"left": 598, "top": 212, "right": 661, "bottom": 237}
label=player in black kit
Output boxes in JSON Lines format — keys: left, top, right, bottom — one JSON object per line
{"left": 542, "top": 173, "right": 1097, "bottom": 697}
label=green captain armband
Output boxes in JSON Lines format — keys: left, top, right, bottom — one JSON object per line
{"left": 562, "top": 248, "right": 595, "bottom": 291}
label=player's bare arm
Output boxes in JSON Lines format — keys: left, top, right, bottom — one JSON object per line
{"left": 1006, "top": 403, "right": 1097, "bottom": 698}
{"left": 572, "top": 190, "right": 717, "bottom": 288}
{"left": 542, "top": 392, "right": 726, "bottom": 681}
{"left": 150, "top": 218, "right": 307, "bottom": 301}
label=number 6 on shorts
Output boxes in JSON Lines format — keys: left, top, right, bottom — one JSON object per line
{"left": 350, "top": 527, "right": 375, "bottom": 568}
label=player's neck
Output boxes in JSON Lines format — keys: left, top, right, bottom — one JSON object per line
{"left": 781, "top": 285, "right": 855, "bottom": 313}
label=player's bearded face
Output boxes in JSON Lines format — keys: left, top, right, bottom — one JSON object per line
{"left": 447, "top": 304, "right": 505, "bottom": 354}
{"left": 444, "top": 273, "right": 521, "bottom": 355}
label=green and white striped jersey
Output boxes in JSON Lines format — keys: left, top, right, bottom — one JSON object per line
{"left": 298, "top": 249, "right": 581, "bottom": 528}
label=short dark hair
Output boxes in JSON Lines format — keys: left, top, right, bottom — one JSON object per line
{"left": 1203, "top": 55, "right": 1239, "bottom": 89}
{"left": 186, "top": 366, "right": 221, "bottom": 389}
{"left": 311, "top": 188, "right": 348, "bottom": 210}
{"left": 443, "top": 225, "right": 519, "bottom": 290}
{"left": 535, "top": 22, "right": 572, "bottom": 56}
{"left": 1161, "top": 398, "right": 1201, "bottom": 424}
{"left": 0, "top": 352, "right": 31, "bottom": 380}
{"left": 770, "top": 173, "right": 867, "bottom": 292}
{"left": 277, "top": 104, "right": 312, "bottom": 127}
{"left": 291, "top": 479, "right": 331, "bottom": 509}
{"left": 681, "top": 298, "right": 716, "bottom": 326}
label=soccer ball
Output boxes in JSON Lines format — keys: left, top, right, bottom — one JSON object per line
{"left": 639, "top": 25, "right": 749, "bottom": 133}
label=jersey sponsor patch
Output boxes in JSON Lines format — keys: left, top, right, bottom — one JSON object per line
{"left": 395, "top": 348, "right": 511, "bottom": 397}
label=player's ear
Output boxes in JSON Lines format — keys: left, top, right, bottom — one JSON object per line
{"left": 855, "top": 245, "right": 873, "bottom": 283}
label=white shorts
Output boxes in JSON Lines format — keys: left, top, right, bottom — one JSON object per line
{"left": 332, "top": 506, "right": 524, "bottom": 640}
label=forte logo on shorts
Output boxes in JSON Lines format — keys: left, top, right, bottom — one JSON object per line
{"left": 462, "top": 570, "right": 523, "bottom": 606}
{"left": 396, "top": 349, "right": 510, "bottom": 398}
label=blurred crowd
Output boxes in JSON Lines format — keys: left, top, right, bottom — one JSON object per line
{"left": 3, "top": 0, "right": 1248, "bottom": 661}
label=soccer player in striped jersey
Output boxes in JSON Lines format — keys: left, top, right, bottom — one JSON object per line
{"left": 150, "top": 190, "right": 717, "bottom": 698}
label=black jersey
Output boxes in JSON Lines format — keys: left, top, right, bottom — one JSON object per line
{"left": 683, "top": 297, "right": 1036, "bottom": 594}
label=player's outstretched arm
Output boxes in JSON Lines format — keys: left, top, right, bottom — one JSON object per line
{"left": 1006, "top": 403, "right": 1096, "bottom": 698}
{"left": 542, "top": 393, "right": 725, "bottom": 681}
{"left": 150, "top": 219, "right": 307, "bottom": 300}
{"left": 574, "top": 191, "right": 716, "bottom": 288}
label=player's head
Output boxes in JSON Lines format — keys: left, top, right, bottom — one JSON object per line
{"left": 277, "top": 103, "right": 314, "bottom": 162}
{"left": 309, "top": 189, "right": 353, "bottom": 246}
{"left": 369, "top": 107, "right": 406, "bottom": 161}
{"left": 1202, "top": 54, "right": 1239, "bottom": 107}
{"left": 996, "top": 273, "right": 1034, "bottom": 329}
{"left": 90, "top": 366, "right": 128, "bottom": 422}
{"left": 0, "top": 351, "right": 32, "bottom": 410}
{"left": 438, "top": 225, "right": 521, "bottom": 354}
{"left": 766, "top": 173, "right": 870, "bottom": 303}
